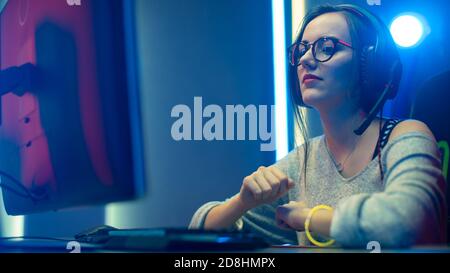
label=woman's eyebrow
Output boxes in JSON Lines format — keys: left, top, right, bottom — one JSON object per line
{"left": 301, "top": 35, "right": 334, "bottom": 43}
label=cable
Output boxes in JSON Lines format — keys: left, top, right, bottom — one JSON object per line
{"left": 0, "top": 183, "right": 31, "bottom": 199}
{"left": 0, "top": 170, "right": 42, "bottom": 202}
{"left": 0, "top": 171, "right": 32, "bottom": 195}
{"left": 0, "top": 63, "right": 39, "bottom": 96}
{"left": 0, "top": 236, "right": 74, "bottom": 243}
{"left": 0, "top": 171, "right": 36, "bottom": 202}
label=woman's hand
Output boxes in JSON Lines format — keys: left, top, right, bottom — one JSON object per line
{"left": 275, "top": 201, "right": 310, "bottom": 231}
{"left": 204, "top": 166, "right": 294, "bottom": 231}
{"left": 276, "top": 201, "right": 334, "bottom": 237}
{"left": 237, "top": 166, "right": 295, "bottom": 211}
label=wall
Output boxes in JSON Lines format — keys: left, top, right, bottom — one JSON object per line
{"left": 106, "top": 0, "right": 277, "bottom": 229}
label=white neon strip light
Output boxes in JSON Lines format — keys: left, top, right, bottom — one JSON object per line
{"left": 272, "top": 0, "right": 288, "bottom": 160}
{"left": 292, "top": 0, "right": 305, "bottom": 41}
{"left": 0, "top": 177, "right": 24, "bottom": 237}
{"left": 291, "top": 0, "right": 307, "bottom": 145}
{"left": 105, "top": 203, "right": 120, "bottom": 227}
{"left": 8, "top": 216, "right": 24, "bottom": 237}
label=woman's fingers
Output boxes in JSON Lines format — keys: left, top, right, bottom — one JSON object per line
{"left": 278, "top": 179, "right": 295, "bottom": 197}
{"left": 262, "top": 168, "right": 281, "bottom": 198}
{"left": 277, "top": 181, "right": 287, "bottom": 198}
{"left": 240, "top": 166, "right": 295, "bottom": 209}
{"left": 275, "top": 201, "right": 308, "bottom": 231}
{"left": 243, "top": 176, "right": 262, "bottom": 201}
{"left": 275, "top": 205, "right": 292, "bottom": 229}
{"left": 271, "top": 166, "right": 289, "bottom": 183}
{"left": 276, "top": 218, "right": 292, "bottom": 230}
{"left": 254, "top": 171, "right": 272, "bottom": 200}
{"left": 255, "top": 166, "right": 295, "bottom": 201}
{"left": 270, "top": 167, "right": 295, "bottom": 193}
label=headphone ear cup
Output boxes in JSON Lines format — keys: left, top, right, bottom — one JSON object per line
{"left": 360, "top": 44, "right": 402, "bottom": 112}
{"left": 360, "top": 45, "right": 376, "bottom": 112}
{"left": 386, "top": 57, "right": 402, "bottom": 100}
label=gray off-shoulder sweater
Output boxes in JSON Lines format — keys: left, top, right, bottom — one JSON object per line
{"left": 189, "top": 132, "right": 447, "bottom": 248}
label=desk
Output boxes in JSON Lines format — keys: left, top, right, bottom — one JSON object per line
{"left": 1, "top": 238, "right": 450, "bottom": 253}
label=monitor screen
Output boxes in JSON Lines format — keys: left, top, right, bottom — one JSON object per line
{"left": 0, "top": 0, "right": 145, "bottom": 215}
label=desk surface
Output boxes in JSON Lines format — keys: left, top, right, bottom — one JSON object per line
{"left": 1, "top": 238, "right": 449, "bottom": 253}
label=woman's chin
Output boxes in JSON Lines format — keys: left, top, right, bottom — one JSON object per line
{"left": 301, "top": 90, "right": 325, "bottom": 107}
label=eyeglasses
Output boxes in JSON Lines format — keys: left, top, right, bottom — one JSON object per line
{"left": 288, "top": 36, "right": 353, "bottom": 66}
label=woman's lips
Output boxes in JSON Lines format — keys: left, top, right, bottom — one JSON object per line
{"left": 302, "top": 75, "right": 323, "bottom": 86}
{"left": 302, "top": 74, "right": 323, "bottom": 83}
{"left": 303, "top": 78, "right": 321, "bottom": 84}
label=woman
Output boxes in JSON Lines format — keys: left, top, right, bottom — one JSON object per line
{"left": 189, "top": 4, "right": 447, "bottom": 248}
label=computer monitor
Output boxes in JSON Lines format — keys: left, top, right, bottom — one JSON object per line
{"left": 0, "top": 0, "right": 271, "bottom": 252}
{"left": 0, "top": 0, "right": 145, "bottom": 215}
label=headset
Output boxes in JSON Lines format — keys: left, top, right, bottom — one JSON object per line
{"left": 289, "top": 4, "right": 402, "bottom": 136}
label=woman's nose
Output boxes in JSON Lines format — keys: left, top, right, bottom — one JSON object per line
{"left": 299, "top": 47, "right": 316, "bottom": 70}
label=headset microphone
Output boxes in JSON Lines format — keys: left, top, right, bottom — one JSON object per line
{"left": 354, "top": 59, "right": 402, "bottom": 135}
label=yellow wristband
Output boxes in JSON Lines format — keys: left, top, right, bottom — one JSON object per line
{"left": 304, "top": 205, "right": 335, "bottom": 247}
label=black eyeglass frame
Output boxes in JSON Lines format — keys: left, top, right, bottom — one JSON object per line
{"left": 288, "top": 36, "right": 353, "bottom": 66}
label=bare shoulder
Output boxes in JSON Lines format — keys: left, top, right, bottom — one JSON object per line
{"left": 389, "top": 119, "right": 437, "bottom": 143}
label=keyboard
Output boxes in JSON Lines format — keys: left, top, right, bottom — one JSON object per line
{"left": 75, "top": 226, "right": 270, "bottom": 251}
